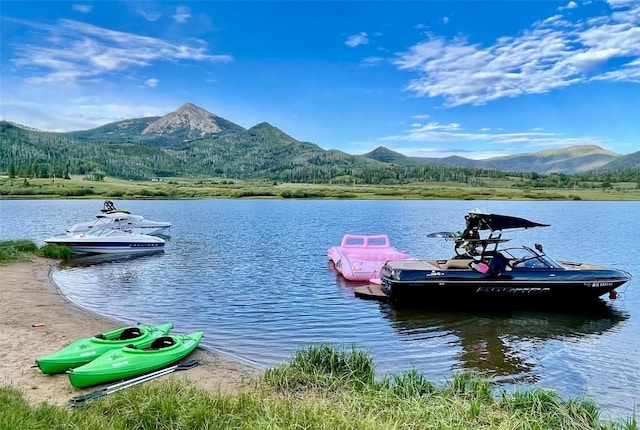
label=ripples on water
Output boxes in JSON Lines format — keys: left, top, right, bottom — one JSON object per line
{"left": 1, "top": 198, "right": 638, "bottom": 420}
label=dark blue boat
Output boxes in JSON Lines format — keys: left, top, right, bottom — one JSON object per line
{"left": 378, "top": 211, "right": 632, "bottom": 307}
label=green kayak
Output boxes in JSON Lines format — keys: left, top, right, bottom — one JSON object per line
{"left": 35, "top": 322, "right": 173, "bottom": 375}
{"left": 67, "top": 331, "right": 203, "bottom": 388}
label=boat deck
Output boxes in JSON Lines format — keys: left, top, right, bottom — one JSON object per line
{"left": 384, "top": 258, "right": 473, "bottom": 270}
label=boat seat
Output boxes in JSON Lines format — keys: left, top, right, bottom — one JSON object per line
{"left": 149, "top": 336, "right": 175, "bottom": 350}
{"left": 489, "top": 254, "right": 507, "bottom": 274}
{"left": 119, "top": 327, "right": 142, "bottom": 340}
{"left": 442, "top": 259, "right": 472, "bottom": 270}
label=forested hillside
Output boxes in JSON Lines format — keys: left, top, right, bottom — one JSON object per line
{"left": 1, "top": 119, "right": 639, "bottom": 188}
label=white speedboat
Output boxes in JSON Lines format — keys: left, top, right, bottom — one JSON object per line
{"left": 45, "top": 228, "right": 165, "bottom": 255}
{"left": 66, "top": 201, "right": 171, "bottom": 236}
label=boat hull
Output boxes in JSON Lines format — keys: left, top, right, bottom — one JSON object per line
{"left": 43, "top": 240, "right": 165, "bottom": 254}
{"left": 67, "top": 331, "right": 203, "bottom": 388}
{"left": 35, "top": 323, "right": 173, "bottom": 374}
{"left": 44, "top": 233, "right": 165, "bottom": 255}
{"left": 379, "top": 260, "right": 631, "bottom": 307}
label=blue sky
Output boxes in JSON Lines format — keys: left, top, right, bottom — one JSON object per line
{"left": 1, "top": 1, "right": 639, "bottom": 159}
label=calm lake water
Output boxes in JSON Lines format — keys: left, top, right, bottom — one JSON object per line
{"left": 1, "top": 198, "right": 638, "bottom": 420}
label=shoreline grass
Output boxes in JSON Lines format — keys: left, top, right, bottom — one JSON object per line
{"left": 0, "top": 240, "right": 70, "bottom": 264}
{"left": 1, "top": 345, "right": 636, "bottom": 429}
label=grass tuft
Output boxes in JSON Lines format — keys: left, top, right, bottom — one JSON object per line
{"left": 263, "top": 343, "right": 375, "bottom": 391}
{"left": 0, "top": 240, "right": 71, "bottom": 264}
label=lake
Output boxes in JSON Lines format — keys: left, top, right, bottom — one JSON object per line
{"left": 0, "top": 198, "right": 638, "bottom": 420}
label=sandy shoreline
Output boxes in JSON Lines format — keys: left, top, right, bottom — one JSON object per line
{"left": 0, "top": 257, "right": 262, "bottom": 407}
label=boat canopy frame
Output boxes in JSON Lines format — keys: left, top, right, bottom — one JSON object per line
{"left": 453, "top": 211, "right": 550, "bottom": 259}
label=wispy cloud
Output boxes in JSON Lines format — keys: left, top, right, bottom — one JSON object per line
{"left": 137, "top": 8, "right": 161, "bottom": 22}
{"left": 173, "top": 6, "right": 191, "bottom": 23}
{"left": 72, "top": 4, "right": 92, "bottom": 14}
{"left": 394, "top": 2, "right": 640, "bottom": 107}
{"left": 345, "top": 32, "right": 369, "bottom": 47}
{"left": 10, "top": 19, "right": 232, "bottom": 85}
{"left": 378, "top": 121, "right": 605, "bottom": 159}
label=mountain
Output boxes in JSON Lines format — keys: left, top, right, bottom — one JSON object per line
{"left": 0, "top": 110, "right": 383, "bottom": 181}
{"left": 399, "top": 145, "right": 621, "bottom": 174}
{"left": 363, "top": 147, "right": 415, "bottom": 166}
{"left": 169, "top": 122, "right": 379, "bottom": 179}
{"left": 67, "top": 102, "right": 245, "bottom": 147}
{"left": 599, "top": 150, "right": 640, "bottom": 171}
{"left": 477, "top": 145, "right": 619, "bottom": 174}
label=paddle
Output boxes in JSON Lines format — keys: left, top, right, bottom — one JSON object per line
{"left": 69, "top": 358, "right": 200, "bottom": 407}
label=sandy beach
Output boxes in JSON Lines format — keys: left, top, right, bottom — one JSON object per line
{"left": 0, "top": 257, "right": 262, "bottom": 407}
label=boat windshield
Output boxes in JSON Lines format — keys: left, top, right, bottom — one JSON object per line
{"left": 501, "top": 247, "right": 564, "bottom": 269}
{"left": 85, "top": 228, "right": 126, "bottom": 237}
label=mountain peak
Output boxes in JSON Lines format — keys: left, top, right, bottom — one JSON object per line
{"left": 175, "top": 102, "right": 200, "bottom": 113}
{"left": 142, "top": 102, "right": 222, "bottom": 138}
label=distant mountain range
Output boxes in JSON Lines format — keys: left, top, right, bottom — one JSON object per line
{"left": 1, "top": 102, "right": 638, "bottom": 182}
{"left": 364, "top": 145, "right": 625, "bottom": 174}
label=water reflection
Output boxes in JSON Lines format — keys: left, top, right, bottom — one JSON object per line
{"left": 378, "top": 302, "right": 629, "bottom": 382}
{"left": 62, "top": 250, "right": 166, "bottom": 267}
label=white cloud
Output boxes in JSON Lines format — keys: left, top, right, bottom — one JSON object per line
{"left": 173, "top": 6, "right": 191, "bottom": 24}
{"left": 607, "top": 0, "right": 637, "bottom": 7}
{"left": 0, "top": 93, "right": 172, "bottom": 132}
{"left": 144, "top": 78, "right": 159, "bottom": 88}
{"left": 72, "top": 4, "right": 92, "bottom": 13}
{"left": 345, "top": 32, "right": 369, "bottom": 47}
{"left": 394, "top": 2, "right": 640, "bottom": 107}
{"left": 558, "top": 1, "right": 578, "bottom": 11}
{"left": 10, "top": 19, "right": 232, "bottom": 85}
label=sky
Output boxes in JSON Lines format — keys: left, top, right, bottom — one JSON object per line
{"left": 1, "top": 1, "right": 639, "bottom": 160}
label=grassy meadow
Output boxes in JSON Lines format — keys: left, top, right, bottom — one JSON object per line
{"left": 1, "top": 175, "right": 639, "bottom": 200}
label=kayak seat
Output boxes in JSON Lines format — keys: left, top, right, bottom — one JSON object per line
{"left": 119, "top": 327, "right": 142, "bottom": 340}
{"left": 149, "top": 336, "right": 175, "bottom": 350}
